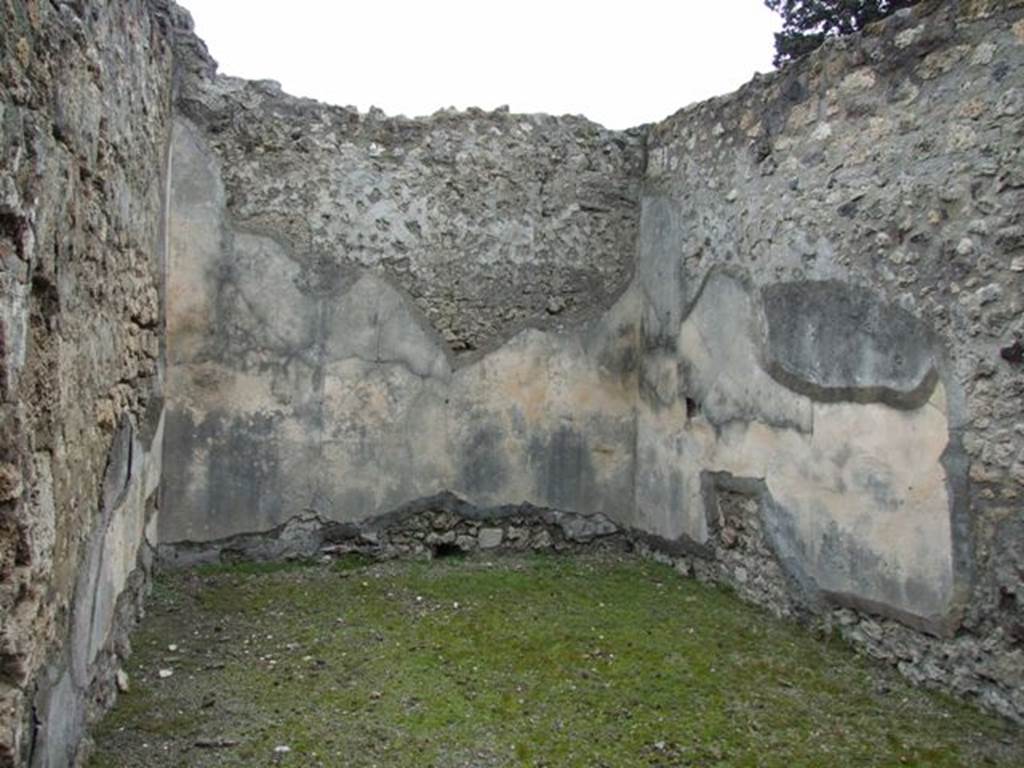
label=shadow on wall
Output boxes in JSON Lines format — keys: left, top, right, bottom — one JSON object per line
{"left": 635, "top": 266, "right": 959, "bottom": 634}
{"left": 163, "top": 118, "right": 962, "bottom": 642}
{"left": 163, "top": 118, "right": 639, "bottom": 546}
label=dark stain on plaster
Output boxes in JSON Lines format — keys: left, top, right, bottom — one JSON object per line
{"left": 940, "top": 425, "right": 971, "bottom": 629}
{"left": 592, "top": 319, "right": 640, "bottom": 391}
{"left": 851, "top": 465, "right": 901, "bottom": 513}
{"left": 459, "top": 424, "right": 508, "bottom": 496}
{"left": 529, "top": 424, "right": 597, "bottom": 513}
{"left": 206, "top": 413, "right": 283, "bottom": 530}
{"left": 163, "top": 408, "right": 286, "bottom": 539}
{"left": 760, "top": 280, "right": 940, "bottom": 408}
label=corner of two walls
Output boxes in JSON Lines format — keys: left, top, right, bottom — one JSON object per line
{"left": 4, "top": 1, "right": 1016, "bottom": 765}
{"left": 158, "top": 0, "right": 1024, "bottom": 722}
{"left": 633, "top": 0, "right": 1024, "bottom": 718}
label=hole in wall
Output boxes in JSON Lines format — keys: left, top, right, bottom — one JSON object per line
{"left": 685, "top": 397, "right": 700, "bottom": 419}
{"left": 30, "top": 273, "right": 60, "bottom": 320}
{"left": 1001, "top": 341, "right": 1023, "bottom": 366}
{"left": 999, "top": 587, "right": 1016, "bottom": 613}
{"left": 431, "top": 542, "right": 465, "bottom": 559}
{"left": 0, "top": 210, "right": 27, "bottom": 261}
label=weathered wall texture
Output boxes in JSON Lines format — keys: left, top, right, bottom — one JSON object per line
{"left": 2, "top": 0, "right": 1023, "bottom": 761}
{"left": 0, "top": 1, "right": 174, "bottom": 765}
{"left": 163, "top": 115, "right": 640, "bottom": 542}
{"left": 162, "top": 49, "right": 645, "bottom": 546}
{"left": 174, "top": 74, "right": 645, "bottom": 355}
{"left": 161, "top": 0, "right": 1024, "bottom": 723}
{"left": 634, "top": 0, "right": 1024, "bottom": 718}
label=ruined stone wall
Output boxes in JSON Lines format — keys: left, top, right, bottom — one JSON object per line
{"left": 155, "top": 0, "right": 1024, "bottom": 728}
{"left": 632, "top": 0, "right": 1024, "bottom": 719}
{"left": 2, "top": 0, "right": 1018, "bottom": 763}
{"left": 162, "top": 71, "right": 644, "bottom": 543}
{"left": 0, "top": 1, "right": 176, "bottom": 764}
{"left": 174, "top": 74, "right": 645, "bottom": 356}
{"left": 158, "top": 0, "right": 1024, "bottom": 722}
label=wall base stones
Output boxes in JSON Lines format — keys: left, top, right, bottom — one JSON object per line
{"left": 832, "top": 608, "right": 1024, "bottom": 723}
{"left": 638, "top": 535, "right": 1024, "bottom": 725}
{"left": 157, "top": 492, "right": 628, "bottom": 568}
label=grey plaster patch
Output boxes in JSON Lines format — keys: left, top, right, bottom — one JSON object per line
{"left": 677, "top": 270, "right": 812, "bottom": 432}
{"left": 636, "top": 195, "right": 686, "bottom": 350}
{"left": 458, "top": 425, "right": 509, "bottom": 497}
{"left": 101, "top": 418, "right": 134, "bottom": 514}
{"left": 30, "top": 668, "right": 82, "bottom": 768}
{"left": 217, "top": 230, "right": 322, "bottom": 361}
{"left": 326, "top": 273, "right": 451, "bottom": 380}
{"left": 761, "top": 281, "right": 939, "bottom": 407}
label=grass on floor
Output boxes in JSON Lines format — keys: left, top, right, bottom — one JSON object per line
{"left": 88, "top": 553, "right": 1023, "bottom": 767}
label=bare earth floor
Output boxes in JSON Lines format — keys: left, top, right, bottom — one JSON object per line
{"left": 88, "top": 553, "right": 1024, "bottom": 768}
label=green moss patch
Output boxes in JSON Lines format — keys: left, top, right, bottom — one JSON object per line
{"left": 89, "top": 554, "right": 1023, "bottom": 767}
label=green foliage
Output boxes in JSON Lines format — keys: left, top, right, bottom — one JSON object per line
{"left": 765, "top": 0, "right": 919, "bottom": 66}
{"left": 195, "top": 557, "right": 321, "bottom": 576}
{"left": 330, "top": 551, "right": 376, "bottom": 572}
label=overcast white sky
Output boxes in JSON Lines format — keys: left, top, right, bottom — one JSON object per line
{"left": 182, "top": 1, "right": 781, "bottom": 130}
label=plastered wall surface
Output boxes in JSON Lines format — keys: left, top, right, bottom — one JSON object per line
{"left": 164, "top": 116, "right": 640, "bottom": 542}
{"left": 1, "top": 0, "right": 1023, "bottom": 764}
{"left": 632, "top": 0, "right": 1024, "bottom": 716}
{"left": 161, "top": 0, "right": 1024, "bottom": 723}
{"left": 634, "top": 271, "right": 956, "bottom": 627}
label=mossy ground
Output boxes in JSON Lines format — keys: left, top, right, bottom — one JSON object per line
{"left": 89, "top": 553, "right": 1023, "bottom": 767}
